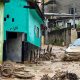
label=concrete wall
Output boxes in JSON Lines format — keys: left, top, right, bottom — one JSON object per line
{"left": 71, "top": 28, "right": 77, "bottom": 43}
{"left": 4, "top": 0, "right": 43, "bottom": 47}
{"left": 0, "top": 2, "right": 4, "bottom": 63}
{"left": 48, "top": 28, "right": 79, "bottom": 46}
{"left": 48, "top": 28, "right": 71, "bottom": 46}
{"left": 65, "top": 29, "right": 71, "bottom": 46}
{"left": 28, "top": 9, "right": 43, "bottom": 47}
{"left": 4, "top": 0, "right": 29, "bottom": 40}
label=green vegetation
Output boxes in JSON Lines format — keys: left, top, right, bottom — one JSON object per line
{"left": 77, "top": 21, "right": 80, "bottom": 28}
{"left": 54, "top": 25, "right": 60, "bottom": 30}
{"left": 49, "top": 39, "right": 64, "bottom": 46}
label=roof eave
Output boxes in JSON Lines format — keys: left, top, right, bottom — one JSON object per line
{"left": 27, "top": 0, "right": 45, "bottom": 20}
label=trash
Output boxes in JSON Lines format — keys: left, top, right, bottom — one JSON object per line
{"left": 40, "top": 45, "right": 66, "bottom": 61}
{"left": 52, "top": 71, "right": 78, "bottom": 80}
{"left": 14, "top": 71, "right": 35, "bottom": 79}
{"left": 1, "top": 61, "right": 14, "bottom": 77}
{"left": 39, "top": 46, "right": 56, "bottom": 61}
{"left": 62, "top": 54, "right": 80, "bottom": 61}
{"left": 40, "top": 74, "right": 52, "bottom": 80}
{"left": 40, "top": 71, "right": 78, "bottom": 80}
{"left": 0, "top": 61, "right": 35, "bottom": 79}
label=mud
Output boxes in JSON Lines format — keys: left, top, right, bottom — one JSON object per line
{"left": 0, "top": 46, "right": 80, "bottom": 80}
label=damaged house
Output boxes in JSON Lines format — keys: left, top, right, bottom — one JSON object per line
{"left": 44, "top": 0, "right": 80, "bottom": 46}
{"left": 3, "top": 0, "right": 44, "bottom": 62}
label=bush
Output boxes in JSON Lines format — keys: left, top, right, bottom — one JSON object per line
{"left": 49, "top": 39, "right": 64, "bottom": 46}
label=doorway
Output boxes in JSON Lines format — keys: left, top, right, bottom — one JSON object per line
{"left": 77, "top": 32, "right": 80, "bottom": 38}
{"left": 6, "top": 32, "right": 23, "bottom": 62}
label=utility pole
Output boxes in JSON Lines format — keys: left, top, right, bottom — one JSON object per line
{"left": 42, "top": 0, "right": 49, "bottom": 44}
{"left": 73, "top": 3, "right": 76, "bottom": 28}
{"left": 45, "top": 19, "right": 49, "bottom": 44}
{"left": 73, "top": 7, "right": 76, "bottom": 28}
{"left": 41, "top": 0, "right": 49, "bottom": 44}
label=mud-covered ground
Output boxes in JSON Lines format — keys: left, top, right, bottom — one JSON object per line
{"left": 1, "top": 46, "right": 80, "bottom": 80}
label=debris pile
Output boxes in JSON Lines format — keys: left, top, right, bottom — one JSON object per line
{"left": 1, "top": 61, "right": 14, "bottom": 77}
{"left": 40, "top": 74, "right": 52, "bottom": 80}
{"left": 40, "top": 71, "right": 78, "bottom": 80}
{"left": 52, "top": 71, "right": 78, "bottom": 80}
{"left": 62, "top": 54, "right": 80, "bottom": 61}
{"left": 52, "top": 46, "right": 66, "bottom": 61}
{"left": 40, "top": 45, "right": 66, "bottom": 61}
{"left": 39, "top": 45, "right": 56, "bottom": 61}
{"left": 0, "top": 61, "right": 35, "bottom": 79}
{"left": 39, "top": 52, "right": 55, "bottom": 61}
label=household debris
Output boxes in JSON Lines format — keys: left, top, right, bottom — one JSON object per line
{"left": 40, "top": 71, "right": 78, "bottom": 80}
{"left": 39, "top": 45, "right": 56, "bottom": 61}
{"left": 0, "top": 61, "right": 35, "bottom": 79}
{"left": 52, "top": 71, "right": 78, "bottom": 80}
{"left": 12, "top": 45, "right": 65, "bottom": 63}
{"left": 14, "top": 71, "right": 35, "bottom": 79}
{"left": 40, "top": 45, "right": 66, "bottom": 61}
{"left": 62, "top": 54, "right": 80, "bottom": 61}
{"left": 1, "top": 61, "right": 14, "bottom": 77}
{"left": 40, "top": 74, "right": 52, "bottom": 80}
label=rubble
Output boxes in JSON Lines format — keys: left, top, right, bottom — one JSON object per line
{"left": 0, "top": 61, "right": 35, "bottom": 79}
{"left": 1, "top": 61, "right": 14, "bottom": 77}
{"left": 45, "top": 45, "right": 80, "bottom": 61}
{"left": 40, "top": 74, "right": 52, "bottom": 80}
{"left": 40, "top": 45, "right": 66, "bottom": 62}
{"left": 39, "top": 45, "right": 56, "bottom": 61}
{"left": 52, "top": 71, "right": 78, "bottom": 80}
{"left": 62, "top": 54, "right": 80, "bottom": 61}
{"left": 39, "top": 53, "right": 54, "bottom": 61}
{"left": 14, "top": 71, "right": 35, "bottom": 79}
{"left": 40, "top": 71, "right": 78, "bottom": 80}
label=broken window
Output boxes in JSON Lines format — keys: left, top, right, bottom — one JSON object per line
{"left": 67, "top": 23, "right": 71, "bottom": 27}
{"left": 36, "top": 27, "right": 39, "bottom": 38}
{"left": 69, "top": 8, "right": 77, "bottom": 14}
{"left": 7, "top": 14, "right": 9, "bottom": 18}
{"left": 4, "top": 18, "right": 6, "bottom": 21}
{"left": 34, "top": 26, "right": 40, "bottom": 38}
{"left": 12, "top": 18, "right": 14, "bottom": 22}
